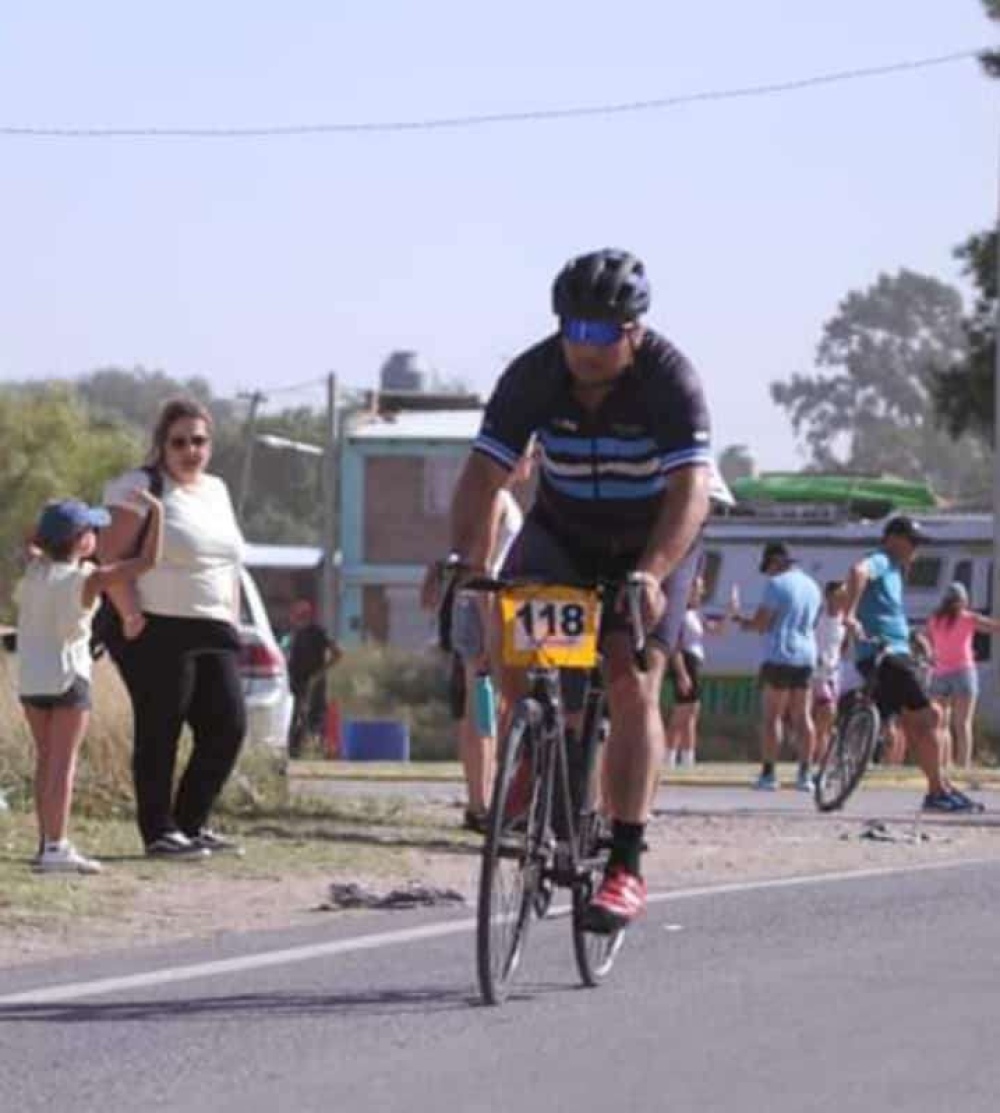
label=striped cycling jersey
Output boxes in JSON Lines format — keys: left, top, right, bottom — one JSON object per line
{"left": 474, "top": 329, "right": 712, "bottom": 555}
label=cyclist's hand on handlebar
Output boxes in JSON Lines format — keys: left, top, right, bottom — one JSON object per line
{"left": 619, "top": 570, "right": 665, "bottom": 633}
{"left": 421, "top": 555, "right": 478, "bottom": 612}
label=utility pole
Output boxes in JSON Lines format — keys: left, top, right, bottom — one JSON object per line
{"left": 992, "top": 132, "right": 1000, "bottom": 691}
{"left": 321, "top": 372, "right": 340, "bottom": 637}
{"left": 236, "top": 390, "right": 266, "bottom": 526}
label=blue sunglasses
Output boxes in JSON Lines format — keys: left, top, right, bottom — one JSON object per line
{"left": 560, "top": 318, "right": 625, "bottom": 346}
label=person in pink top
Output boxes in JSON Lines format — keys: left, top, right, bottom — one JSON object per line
{"left": 925, "top": 582, "right": 1000, "bottom": 770}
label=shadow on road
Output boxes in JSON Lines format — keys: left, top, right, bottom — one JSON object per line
{"left": 0, "top": 986, "right": 480, "bottom": 1024}
{"left": 243, "top": 823, "right": 482, "bottom": 857}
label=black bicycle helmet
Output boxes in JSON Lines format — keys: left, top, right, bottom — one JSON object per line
{"left": 551, "top": 249, "right": 651, "bottom": 323}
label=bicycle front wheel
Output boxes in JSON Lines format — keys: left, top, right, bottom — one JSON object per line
{"left": 477, "top": 703, "right": 543, "bottom": 1006}
{"left": 814, "top": 702, "right": 880, "bottom": 813}
{"left": 572, "top": 812, "right": 624, "bottom": 987}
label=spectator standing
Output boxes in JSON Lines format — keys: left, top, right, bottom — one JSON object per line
{"left": 664, "top": 573, "right": 724, "bottom": 769}
{"left": 735, "top": 542, "right": 821, "bottom": 792}
{"left": 813, "top": 580, "right": 849, "bottom": 764}
{"left": 286, "top": 599, "right": 342, "bottom": 757}
{"left": 99, "top": 397, "right": 248, "bottom": 858}
{"left": 925, "top": 581, "right": 1000, "bottom": 771}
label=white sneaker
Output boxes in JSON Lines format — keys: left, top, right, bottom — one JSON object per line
{"left": 33, "top": 842, "right": 102, "bottom": 875}
{"left": 678, "top": 750, "right": 696, "bottom": 769}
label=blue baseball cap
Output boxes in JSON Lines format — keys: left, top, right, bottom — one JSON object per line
{"left": 36, "top": 499, "right": 111, "bottom": 546}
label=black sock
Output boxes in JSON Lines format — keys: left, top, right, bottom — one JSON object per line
{"left": 798, "top": 761, "right": 810, "bottom": 776}
{"left": 608, "top": 820, "right": 644, "bottom": 877}
{"left": 762, "top": 761, "right": 775, "bottom": 777}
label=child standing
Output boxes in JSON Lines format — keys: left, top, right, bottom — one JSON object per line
{"left": 16, "top": 492, "right": 163, "bottom": 874}
{"left": 665, "top": 574, "right": 724, "bottom": 769}
{"left": 813, "top": 581, "right": 849, "bottom": 766}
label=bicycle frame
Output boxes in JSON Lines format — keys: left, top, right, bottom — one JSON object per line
{"left": 518, "top": 658, "right": 611, "bottom": 882}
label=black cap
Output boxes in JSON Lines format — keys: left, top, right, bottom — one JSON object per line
{"left": 759, "top": 541, "right": 790, "bottom": 573}
{"left": 882, "top": 515, "right": 926, "bottom": 544}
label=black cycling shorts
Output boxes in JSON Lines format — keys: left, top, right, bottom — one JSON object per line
{"left": 760, "top": 663, "right": 813, "bottom": 691}
{"left": 857, "top": 654, "right": 930, "bottom": 720}
{"left": 499, "top": 511, "right": 702, "bottom": 654}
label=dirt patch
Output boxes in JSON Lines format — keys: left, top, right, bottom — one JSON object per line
{"left": 2, "top": 803, "right": 999, "bottom": 970}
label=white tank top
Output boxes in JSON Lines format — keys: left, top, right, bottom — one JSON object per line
{"left": 15, "top": 559, "right": 97, "bottom": 696}
{"left": 490, "top": 490, "right": 523, "bottom": 577}
{"left": 679, "top": 609, "right": 705, "bottom": 660}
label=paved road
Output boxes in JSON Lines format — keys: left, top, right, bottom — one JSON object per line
{"left": 2, "top": 859, "right": 999, "bottom": 1112}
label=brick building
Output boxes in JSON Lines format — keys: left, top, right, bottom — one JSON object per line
{"left": 337, "top": 409, "right": 481, "bottom": 648}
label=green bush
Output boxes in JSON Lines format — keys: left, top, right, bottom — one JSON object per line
{"left": 327, "top": 645, "right": 456, "bottom": 761}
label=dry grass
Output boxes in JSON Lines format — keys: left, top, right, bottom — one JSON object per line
{"left": 0, "top": 650, "right": 135, "bottom": 817}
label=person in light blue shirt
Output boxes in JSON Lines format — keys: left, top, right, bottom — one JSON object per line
{"left": 843, "top": 515, "right": 981, "bottom": 813}
{"left": 736, "top": 542, "right": 821, "bottom": 792}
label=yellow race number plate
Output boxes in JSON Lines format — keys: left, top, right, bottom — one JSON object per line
{"left": 499, "top": 585, "right": 600, "bottom": 669}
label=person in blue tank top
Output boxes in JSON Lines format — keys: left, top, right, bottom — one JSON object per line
{"left": 735, "top": 542, "right": 821, "bottom": 792}
{"left": 843, "top": 516, "right": 982, "bottom": 813}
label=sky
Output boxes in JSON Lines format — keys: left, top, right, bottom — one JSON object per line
{"left": 1, "top": 1, "right": 997, "bottom": 468}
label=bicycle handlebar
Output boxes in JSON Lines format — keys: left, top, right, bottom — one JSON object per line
{"left": 435, "top": 562, "right": 650, "bottom": 672}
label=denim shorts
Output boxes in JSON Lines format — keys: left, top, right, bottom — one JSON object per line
{"left": 930, "top": 667, "right": 979, "bottom": 700}
{"left": 20, "top": 675, "right": 92, "bottom": 711}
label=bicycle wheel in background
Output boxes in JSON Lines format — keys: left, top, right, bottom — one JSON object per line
{"left": 571, "top": 809, "right": 625, "bottom": 986}
{"left": 477, "top": 703, "right": 543, "bottom": 1006}
{"left": 814, "top": 702, "right": 880, "bottom": 813}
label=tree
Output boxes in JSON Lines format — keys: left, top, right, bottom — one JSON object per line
{"left": 933, "top": 233, "right": 996, "bottom": 442}
{"left": 932, "top": 1, "right": 999, "bottom": 440}
{"left": 718, "top": 444, "right": 757, "bottom": 485}
{"left": 771, "top": 270, "right": 990, "bottom": 502}
{"left": 0, "top": 386, "right": 139, "bottom": 617}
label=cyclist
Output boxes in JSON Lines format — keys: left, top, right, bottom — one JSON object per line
{"left": 439, "top": 248, "right": 712, "bottom": 932}
{"left": 842, "top": 515, "right": 981, "bottom": 812}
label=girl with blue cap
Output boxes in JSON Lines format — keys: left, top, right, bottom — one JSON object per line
{"left": 15, "top": 489, "right": 163, "bottom": 873}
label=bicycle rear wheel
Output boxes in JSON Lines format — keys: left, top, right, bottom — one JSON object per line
{"left": 477, "top": 703, "right": 544, "bottom": 1006}
{"left": 571, "top": 812, "right": 625, "bottom": 987}
{"left": 814, "top": 702, "right": 880, "bottom": 812}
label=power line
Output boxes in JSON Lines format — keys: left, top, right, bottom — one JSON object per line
{"left": 258, "top": 374, "right": 327, "bottom": 397}
{"left": 0, "top": 47, "right": 989, "bottom": 140}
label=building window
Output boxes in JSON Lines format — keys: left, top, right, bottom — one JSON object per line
{"left": 700, "top": 550, "right": 722, "bottom": 603}
{"left": 423, "top": 455, "right": 464, "bottom": 517}
{"left": 906, "top": 557, "right": 942, "bottom": 591}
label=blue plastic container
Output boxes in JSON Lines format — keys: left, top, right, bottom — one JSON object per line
{"left": 341, "top": 719, "right": 410, "bottom": 762}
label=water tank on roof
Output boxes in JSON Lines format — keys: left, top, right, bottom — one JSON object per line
{"left": 380, "top": 351, "right": 433, "bottom": 392}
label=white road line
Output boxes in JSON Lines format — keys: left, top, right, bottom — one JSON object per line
{"left": 0, "top": 856, "right": 994, "bottom": 1006}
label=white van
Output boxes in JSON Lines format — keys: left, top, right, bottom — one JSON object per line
{"left": 697, "top": 511, "right": 993, "bottom": 694}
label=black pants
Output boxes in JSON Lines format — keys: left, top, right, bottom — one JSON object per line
{"left": 112, "top": 615, "right": 247, "bottom": 845}
{"left": 288, "top": 677, "right": 327, "bottom": 756}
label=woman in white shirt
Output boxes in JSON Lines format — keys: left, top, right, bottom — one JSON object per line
{"left": 99, "top": 397, "right": 247, "bottom": 859}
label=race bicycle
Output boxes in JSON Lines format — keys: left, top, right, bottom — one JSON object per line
{"left": 813, "top": 639, "right": 895, "bottom": 812}
{"left": 442, "top": 568, "right": 648, "bottom": 1006}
